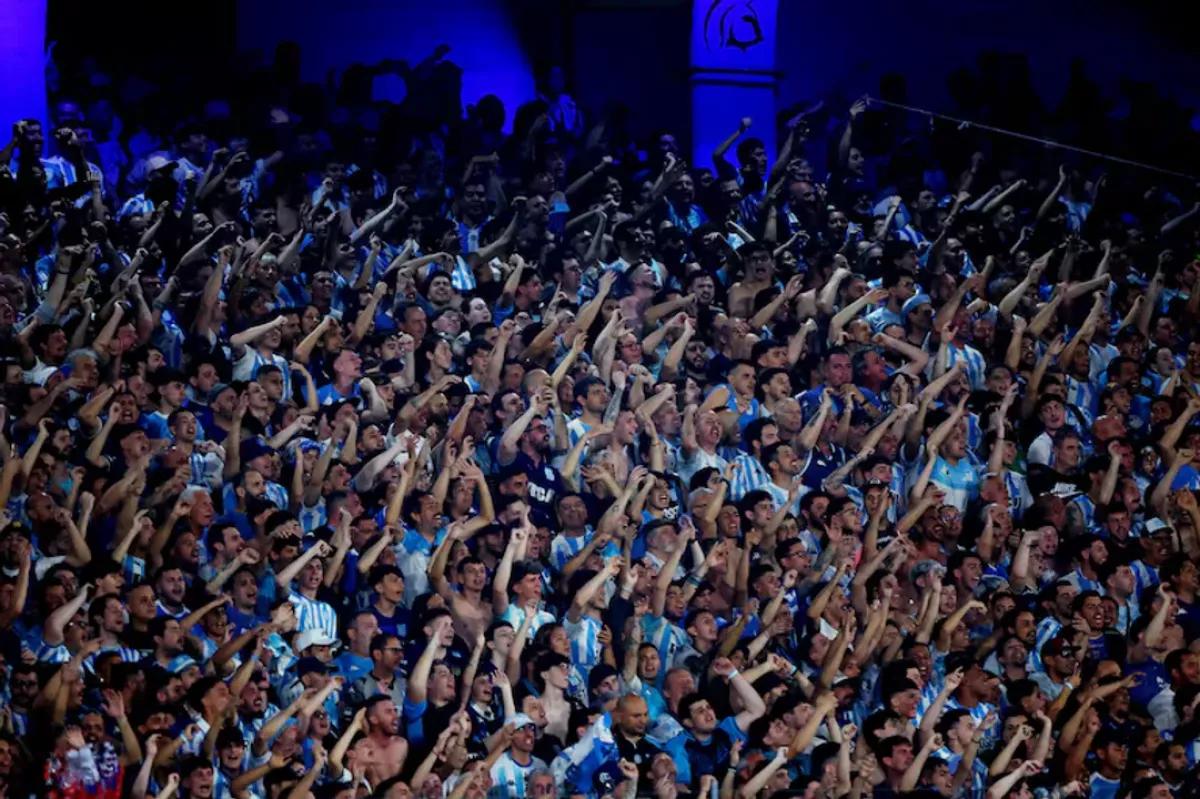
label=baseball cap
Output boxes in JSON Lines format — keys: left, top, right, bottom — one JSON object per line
{"left": 294, "top": 630, "right": 338, "bottom": 653}
{"left": 145, "top": 154, "right": 178, "bottom": 175}
{"left": 1145, "top": 518, "right": 1171, "bottom": 535}
{"left": 506, "top": 713, "right": 537, "bottom": 729}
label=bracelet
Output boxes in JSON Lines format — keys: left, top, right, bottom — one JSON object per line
{"left": 152, "top": 299, "right": 167, "bottom": 311}
{"left": 1064, "top": 681, "right": 1076, "bottom": 691}
{"left": 686, "top": 574, "right": 703, "bottom": 587}
{"left": 727, "top": 669, "right": 740, "bottom": 681}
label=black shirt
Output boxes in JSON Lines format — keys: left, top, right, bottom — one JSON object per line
{"left": 616, "top": 731, "right": 663, "bottom": 786}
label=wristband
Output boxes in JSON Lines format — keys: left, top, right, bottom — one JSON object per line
{"left": 727, "top": 669, "right": 740, "bottom": 681}
{"left": 1064, "top": 681, "right": 1076, "bottom": 691}
{"left": 788, "top": 664, "right": 798, "bottom": 676}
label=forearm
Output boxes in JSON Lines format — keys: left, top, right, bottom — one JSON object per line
{"left": 817, "top": 270, "right": 850, "bottom": 315}
{"left": 797, "top": 406, "right": 829, "bottom": 452}
{"left": 230, "top": 319, "right": 278, "bottom": 348}
{"left": 982, "top": 181, "right": 1023, "bottom": 215}
{"left": 328, "top": 720, "right": 362, "bottom": 772}
{"left": 274, "top": 547, "right": 319, "bottom": 587}
{"left": 788, "top": 701, "right": 831, "bottom": 758}
{"left": 349, "top": 294, "right": 382, "bottom": 344}
{"left": 1026, "top": 294, "right": 1062, "bottom": 338}
{"left": 1036, "top": 179, "right": 1066, "bottom": 223}
{"left": 45, "top": 591, "right": 89, "bottom": 644}
{"left": 988, "top": 735, "right": 1024, "bottom": 778}
{"left": 292, "top": 320, "right": 331, "bottom": 363}
{"left": 997, "top": 275, "right": 1034, "bottom": 316}
{"left": 828, "top": 293, "right": 873, "bottom": 343}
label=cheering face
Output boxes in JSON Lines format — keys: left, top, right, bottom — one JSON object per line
{"left": 364, "top": 699, "right": 398, "bottom": 737}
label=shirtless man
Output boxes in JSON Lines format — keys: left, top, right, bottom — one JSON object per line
{"left": 429, "top": 522, "right": 494, "bottom": 641}
{"left": 361, "top": 695, "right": 408, "bottom": 782}
{"left": 727, "top": 242, "right": 776, "bottom": 319}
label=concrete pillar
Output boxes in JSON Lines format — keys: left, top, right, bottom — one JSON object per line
{"left": 690, "top": 0, "right": 780, "bottom": 170}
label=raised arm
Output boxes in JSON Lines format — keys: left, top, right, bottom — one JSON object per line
{"left": 1036, "top": 165, "right": 1068, "bottom": 224}
{"left": 712, "top": 118, "right": 752, "bottom": 175}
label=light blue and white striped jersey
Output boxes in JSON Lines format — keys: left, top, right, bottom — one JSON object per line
{"left": 940, "top": 344, "right": 988, "bottom": 391}
{"left": 42, "top": 155, "right": 105, "bottom": 207}
{"left": 287, "top": 590, "right": 338, "bottom": 640}
{"left": 728, "top": 452, "right": 770, "bottom": 501}
{"left": 566, "top": 417, "right": 597, "bottom": 453}
{"left": 84, "top": 645, "right": 145, "bottom": 674}
{"left": 232, "top": 347, "right": 292, "bottom": 402}
{"left": 549, "top": 527, "right": 614, "bottom": 574}
{"left": 1064, "top": 566, "right": 1104, "bottom": 595}
{"left": 943, "top": 697, "right": 999, "bottom": 750}
{"left": 895, "top": 224, "right": 927, "bottom": 247}
{"left": 760, "top": 479, "right": 806, "bottom": 516}
{"left": 1067, "top": 495, "right": 1098, "bottom": 534}
{"left": 641, "top": 615, "right": 691, "bottom": 686}
{"left": 1065, "top": 374, "right": 1099, "bottom": 419}
{"left": 453, "top": 217, "right": 490, "bottom": 255}
{"left": 237, "top": 702, "right": 282, "bottom": 744}
{"left": 36, "top": 641, "right": 71, "bottom": 664}
{"left": 298, "top": 497, "right": 327, "bottom": 535}
{"left": 676, "top": 448, "right": 728, "bottom": 495}
{"left": 448, "top": 254, "right": 476, "bottom": 292}
{"left": 498, "top": 603, "right": 557, "bottom": 638}
{"left": 117, "top": 193, "right": 157, "bottom": 221}
{"left": 1005, "top": 471, "right": 1033, "bottom": 521}
{"left": 564, "top": 614, "right": 604, "bottom": 679}
{"left": 492, "top": 752, "right": 548, "bottom": 799}
{"left": 397, "top": 525, "right": 448, "bottom": 607}
{"left": 1028, "top": 616, "right": 1063, "bottom": 674}
{"left": 188, "top": 451, "right": 224, "bottom": 490}
{"left": 1115, "top": 599, "right": 1139, "bottom": 635}
{"left": 1130, "top": 560, "right": 1160, "bottom": 598}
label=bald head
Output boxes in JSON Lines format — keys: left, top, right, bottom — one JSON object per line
{"left": 616, "top": 693, "right": 649, "bottom": 736}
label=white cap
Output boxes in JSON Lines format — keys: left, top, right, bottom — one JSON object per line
{"left": 1145, "top": 518, "right": 1171, "bottom": 534}
{"left": 506, "top": 713, "right": 537, "bottom": 729}
{"left": 294, "top": 630, "right": 338, "bottom": 653}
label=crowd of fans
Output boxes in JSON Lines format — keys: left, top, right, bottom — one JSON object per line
{"left": 4, "top": 37, "right": 1200, "bottom": 799}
